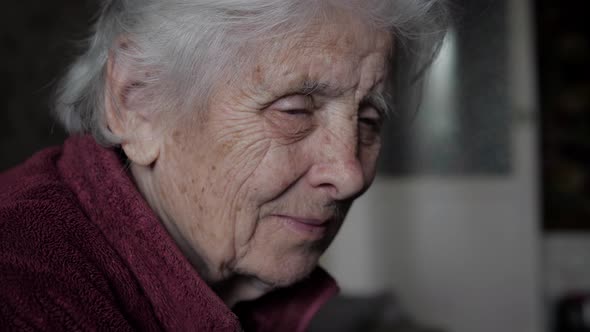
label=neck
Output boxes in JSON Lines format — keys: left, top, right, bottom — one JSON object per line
{"left": 213, "top": 275, "right": 274, "bottom": 308}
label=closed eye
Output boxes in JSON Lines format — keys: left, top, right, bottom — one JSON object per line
{"left": 263, "top": 94, "right": 316, "bottom": 142}
{"left": 358, "top": 101, "right": 384, "bottom": 130}
{"left": 357, "top": 101, "right": 384, "bottom": 146}
{"left": 269, "top": 94, "right": 315, "bottom": 114}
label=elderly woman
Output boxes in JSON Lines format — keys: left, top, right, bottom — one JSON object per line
{"left": 0, "top": 0, "right": 448, "bottom": 331}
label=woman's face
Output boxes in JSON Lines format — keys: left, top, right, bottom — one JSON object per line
{"left": 150, "top": 17, "right": 391, "bottom": 287}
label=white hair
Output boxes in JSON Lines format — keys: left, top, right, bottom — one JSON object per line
{"left": 53, "top": 0, "right": 450, "bottom": 145}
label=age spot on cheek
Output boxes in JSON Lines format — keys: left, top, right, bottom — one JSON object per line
{"left": 253, "top": 65, "right": 264, "bottom": 84}
{"left": 221, "top": 142, "right": 232, "bottom": 153}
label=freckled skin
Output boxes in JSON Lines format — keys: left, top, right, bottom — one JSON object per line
{"left": 133, "top": 13, "right": 392, "bottom": 304}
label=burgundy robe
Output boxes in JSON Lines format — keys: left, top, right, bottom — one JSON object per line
{"left": 0, "top": 135, "right": 338, "bottom": 331}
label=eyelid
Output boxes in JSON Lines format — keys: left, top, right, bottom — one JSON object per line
{"left": 268, "top": 94, "right": 314, "bottom": 111}
{"left": 360, "top": 92, "right": 389, "bottom": 117}
{"left": 359, "top": 101, "right": 384, "bottom": 120}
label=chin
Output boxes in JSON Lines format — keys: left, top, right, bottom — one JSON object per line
{"left": 238, "top": 246, "right": 325, "bottom": 288}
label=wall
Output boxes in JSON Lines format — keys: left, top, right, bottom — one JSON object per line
{"left": 322, "top": 0, "right": 545, "bottom": 331}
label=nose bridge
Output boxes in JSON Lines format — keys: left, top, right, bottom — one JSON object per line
{"left": 324, "top": 115, "right": 358, "bottom": 162}
{"left": 308, "top": 113, "right": 365, "bottom": 200}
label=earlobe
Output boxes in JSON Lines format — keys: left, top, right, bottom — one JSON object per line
{"left": 104, "top": 38, "right": 161, "bottom": 167}
{"left": 121, "top": 137, "right": 160, "bottom": 166}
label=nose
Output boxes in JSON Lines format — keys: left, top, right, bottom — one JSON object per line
{"left": 307, "top": 130, "right": 367, "bottom": 201}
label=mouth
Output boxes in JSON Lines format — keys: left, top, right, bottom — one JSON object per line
{"left": 272, "top": 214, "right": 331, "bottom": 239}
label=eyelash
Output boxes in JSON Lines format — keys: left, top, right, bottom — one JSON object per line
{"left": 281, "top": 108, "right": 312, "bottom": 115}
{"left": 359, "top": 117, "right": 380, "bottom": 127}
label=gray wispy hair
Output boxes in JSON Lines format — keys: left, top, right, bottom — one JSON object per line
{"left": 53, "top": 0, "right": 451, "bottom": 145}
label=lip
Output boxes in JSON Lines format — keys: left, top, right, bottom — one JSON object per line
{"left": 272, "top": 214, "right": 331, "bottom": 239}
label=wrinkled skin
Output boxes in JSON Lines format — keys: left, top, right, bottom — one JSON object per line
{"left": 128, "top": 14, "right": 392, "bottom": 305}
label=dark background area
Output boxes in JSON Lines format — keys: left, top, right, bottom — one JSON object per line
{"left": 0, "top": 0, "right": 98, "bottom": 170}
{"left": 537, "top": 0, "right": 590, "bottom": 230}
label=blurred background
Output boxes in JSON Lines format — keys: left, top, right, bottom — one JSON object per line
{"left": 1, "top": 0, "right": 589, "bottom": 331}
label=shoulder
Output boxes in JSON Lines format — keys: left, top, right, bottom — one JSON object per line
{"left": 0, "top": 145, "right": 96, "bottom": 267}
{"left": 0, "top": 147, "right": 153, "bottom": 331}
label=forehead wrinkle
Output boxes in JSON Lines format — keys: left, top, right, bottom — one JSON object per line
{"left": 255, "top": 49, "right": 385, "bottom": 103}
{"left": 249, "top": 53, "right": 358, "bottom": 100}
{"left": 239, "top": 17, "right": 392, "bottom": 103}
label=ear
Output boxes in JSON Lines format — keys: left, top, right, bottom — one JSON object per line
{"left": 104, "top": 39, "right": 160, "bottom": 166}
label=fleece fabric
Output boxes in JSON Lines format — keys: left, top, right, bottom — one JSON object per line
{"left": 0, "top": 135, "right": 338, "bottom": 331}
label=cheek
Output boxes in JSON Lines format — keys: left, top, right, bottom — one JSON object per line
{"left": 220, "top": 122, "right": 313, "bottom": 202}
{"left": 202, "top": 130, "right": 297, "bottom": 210}
{"left": 245, "top": 144, "right": 310, "bottom": 201}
